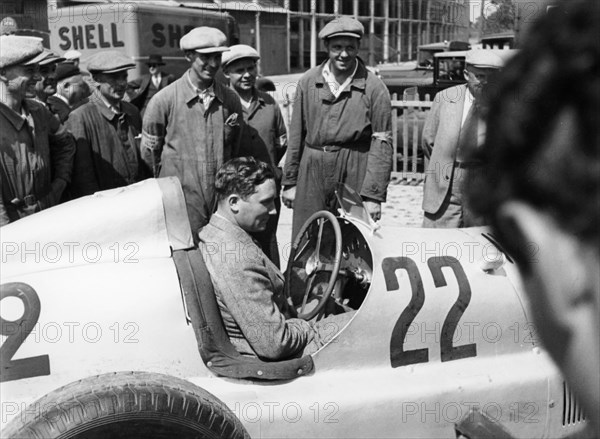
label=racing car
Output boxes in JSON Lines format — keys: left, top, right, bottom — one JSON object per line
{"left": 0, "top": 178, "right": 590, "bottom": 438}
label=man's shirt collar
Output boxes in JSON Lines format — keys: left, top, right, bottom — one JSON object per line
{"left": 322, "top": 59, "right": 359, "bottom": 98}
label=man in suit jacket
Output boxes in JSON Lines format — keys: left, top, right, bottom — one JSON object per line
{"left": 421, "top": 49, "right": 505, "bottom": 228}
{"left": 199, "top": 157, "right": 354, "bottom": 360}
{"left": 127, "top": 54, "right": 174, "bottom": 116}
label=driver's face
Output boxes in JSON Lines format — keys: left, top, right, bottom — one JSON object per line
{"left": 236, "top": 179, "right": 277, "bottom": 233}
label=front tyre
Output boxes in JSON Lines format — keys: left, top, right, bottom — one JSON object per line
{"left": 3, "top": 371, "right": 249, "bottom": 439}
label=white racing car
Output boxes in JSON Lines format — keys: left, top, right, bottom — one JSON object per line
{"left": 0, "top": 178, "right": 589, "bottom": 438}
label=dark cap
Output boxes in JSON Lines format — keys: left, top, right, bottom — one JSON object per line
{"left": 86, "top": 51, "right": 136, "bottom": 74}
{"left": 55, "top": 62, "right": 82, "bottom": 81}
{"left": 146, "top": 54, "right": 165, "bottom": 66}
{"left": 318, "top": 16, "right": 364, "bottom": 40}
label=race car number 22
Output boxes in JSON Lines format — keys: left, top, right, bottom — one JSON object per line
{"left": 0, "top": 283, "right": 50, "bottom": 383}
{"left": 382, "top": 256, "right": 477, "bottom": 368}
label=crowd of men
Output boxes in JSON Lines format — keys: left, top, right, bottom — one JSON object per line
{"left": 0, "top": 16, "right": 513, "bottom": 236}
{"left": 0, "top": 19, "right": 393, "bottom": 264}
{"left": 1, "top": 1, "right": 597, "bottom": 429}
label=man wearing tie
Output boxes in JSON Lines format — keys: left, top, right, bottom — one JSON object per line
{"left": 421, "top": 50, "right": 505, "bottom": 228}
{"left": 127, "top": 54, "right": 174, "bottom": 116}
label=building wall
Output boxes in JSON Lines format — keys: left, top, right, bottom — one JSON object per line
{"left": 278, "top": 0, "right": 470, "bottom": 69}
{"left": 225, "top": 8, "right": 289, "bottom": 75}
{"left": 1, "top": 0, "right": 50, "bottom": 46}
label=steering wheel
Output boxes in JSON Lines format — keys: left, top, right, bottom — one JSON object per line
{"left": 284, "top": 210, "right": 343, "bottom": 320}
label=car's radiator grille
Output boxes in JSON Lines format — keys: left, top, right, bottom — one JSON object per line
{"left": 563, "top": 381, "right": 586, "bottom": 426}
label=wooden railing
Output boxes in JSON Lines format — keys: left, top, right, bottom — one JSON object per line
{"left": 391, "top": 89, "right": 432, "bottom": 185}
{"left": 278, "top": 86, "right": 433, "bottom": 186}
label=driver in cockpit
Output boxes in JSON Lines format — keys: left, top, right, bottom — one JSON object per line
{"left": 199, "top": 157, "right": 355, "bottom": 360}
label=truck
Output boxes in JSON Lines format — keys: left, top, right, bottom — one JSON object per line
{"left": 376, "top": 40, "right": 470, "bottom": 97}
{"left": 48, "top": 2, "right": 239, "bottom": 80}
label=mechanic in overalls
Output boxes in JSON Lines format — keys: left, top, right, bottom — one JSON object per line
{"left": 221, "top": 44, "right": 288, "bottom": 267}
{"left": 281, "top": 16, "right": 393, "bottom": 241}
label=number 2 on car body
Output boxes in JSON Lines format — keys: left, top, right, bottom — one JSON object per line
{"left": 382, "top": 256, "right": 477, "bottom": 368}
{"left": 0, "top": 283, "right": 50, "bottom": 383}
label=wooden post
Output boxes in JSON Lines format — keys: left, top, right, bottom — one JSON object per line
{"left": 397, "top": 9, "right": 402, "bottom": 62}
{"left": 333, "top": 0, "right": 339, "bottom": 16}
{"left": 299, "top": 0, "right": 305, "bottom": 70}
{"left": 285, "top": 0, "right": 291, "bottom": 73}
{"left": 424, "top": 0, "right": 430, "bottom": 45}
{"left": 383, "top": 0, "right": 389, "bottom": 62}
{"left": 254, "top": 0, "right": 261, "bottom": 72}
{"left": 353, "top": 0, "right": 358, "bottom": 19}
{"left": 391, "top": 93, "right": 398, "bottom": 173}
{"left": 369, "top": 0, "right": 375, "bottom": 65}
{"left": 408, "top": 0, "right": 413, "bottom": 60}
{"left": 411, "top": 107, "right": 419, "bottom": 183}
{"left": 417, "top": 0, "right": 422, "bottom": 47}
{"left": 310, "top": 0, "right": 317, "bottom": 68}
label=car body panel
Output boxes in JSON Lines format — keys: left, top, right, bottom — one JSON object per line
{"left": 0, "top": 179, "right": 588, "bottom": 437}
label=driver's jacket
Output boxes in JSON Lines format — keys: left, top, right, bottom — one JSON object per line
{"left": 199, "top": 214, "right": 313, "bottom": 360}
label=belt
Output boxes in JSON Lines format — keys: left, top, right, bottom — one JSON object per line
{"left": 10, "top": 194, "right": 37, "bottom": 208}
{"left": 306, "top": 142, "right": 370, "bottom": 153}
{"left": 306, "top": 144, "right": 342, "bottom": 152}
{"left": 455, "top": 161, "right": 483, "bottom": 169}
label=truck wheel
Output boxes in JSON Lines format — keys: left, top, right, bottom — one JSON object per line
{"left": 3, "top": 371, "right": 249, "bottom": 439}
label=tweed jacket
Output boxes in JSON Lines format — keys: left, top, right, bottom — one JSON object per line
{"left": 198, "top": 214, "right": 313, "bottom": 360}
{"left": 421, "top": 84, "right": 471, "bottom": 214}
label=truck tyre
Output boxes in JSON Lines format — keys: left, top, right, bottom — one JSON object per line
{"left": 3, "top": 371, "right": 249, "bottom": 439}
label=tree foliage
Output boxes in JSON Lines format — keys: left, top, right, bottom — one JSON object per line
{"left": 479, "top": 0, "right": 516, "bottom": 34}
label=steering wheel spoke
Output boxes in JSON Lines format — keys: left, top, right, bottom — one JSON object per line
{"left": 285, "top": 210, "right": 343, "bottom": 320}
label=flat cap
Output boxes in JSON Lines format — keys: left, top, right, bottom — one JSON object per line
{"left": 86, "top": 51, "right": 135, "bottom": 74}
{"left": 318, "top": 16, "right": 364, "bottom": 40}
{"left": 55, "top": 62, "right": 82, "bottom": 81}
{"left": 0, "top": 35, "right": 45, "bottom": 69}
{"left": 38, "top": 49, "right": 66, "bottom": 66}
{"left": 63, "top": 49, "right": 82, "bottom": 61}
{"left": 465, "top": 49, "right": 504, "bottom": 69}
{"left": 221, "top": 44, "right": 259, "bottom": 68}
{"left": 180, "top": 27, "right": 229, "bottom": 54}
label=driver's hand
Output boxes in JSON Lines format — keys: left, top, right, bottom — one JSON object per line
{"left": 282, "top": 186, "right": 296, "bottom": 209}
{"left": 364, "top": 200, "right": 382, "bottom": 222}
